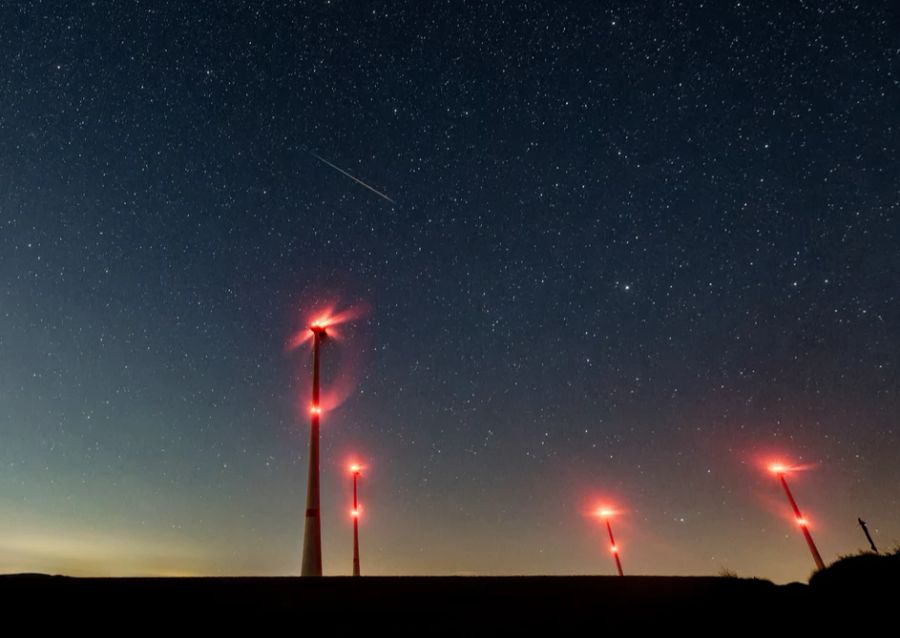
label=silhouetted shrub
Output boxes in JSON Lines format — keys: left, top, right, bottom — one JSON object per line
{"left": 808, "top": 547, "right": 899, "bottom": 601}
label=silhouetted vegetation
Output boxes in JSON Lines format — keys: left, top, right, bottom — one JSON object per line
{"left": 717, "top": 567, "right": 739, "bottom": 578}
{"left": 809, "top": 547, "right": 900, "bottom": 602}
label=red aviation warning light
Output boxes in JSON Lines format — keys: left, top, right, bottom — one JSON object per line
{"left": 287, "top": 303, "right": 368, "bottom": 351}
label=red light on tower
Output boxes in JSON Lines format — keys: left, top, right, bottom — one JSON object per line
{"left": 298, "top": 323, "right": 328, "bottom": 577}
{"left": 766, "top": 459, "right": 825, "bottom": 571}
{"left": 349, "top": 462, "right": 364, "bottom": 577}
{"left": 594, "top": 506, "right": 624, "bottom": 576}
{"left": 287, "top": 302, "right": 365, "bottom": 577}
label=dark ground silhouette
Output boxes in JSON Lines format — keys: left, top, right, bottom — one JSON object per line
{"left": 4, "top": 551, "right": 897, "bottom": 628}
{"left": 3, "top": 564, "right": 893, "bottom": 629}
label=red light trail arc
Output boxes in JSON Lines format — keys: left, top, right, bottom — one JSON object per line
{"left": 286, "top": 302, "right": 369, "bottom": 351}
{"left": 288, "top": 301, "right": 370, "bottom": 416}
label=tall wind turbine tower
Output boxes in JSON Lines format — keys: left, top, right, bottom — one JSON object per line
{"left": 301, "top": 323, "right": 327, "bottom": 576}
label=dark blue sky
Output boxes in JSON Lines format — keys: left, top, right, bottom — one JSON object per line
{"left": 1, "top": 1, "right": 897, "bottom": 580}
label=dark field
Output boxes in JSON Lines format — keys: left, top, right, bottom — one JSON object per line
{"left": 0, "top": 572, "right": 884, "bottom": 628}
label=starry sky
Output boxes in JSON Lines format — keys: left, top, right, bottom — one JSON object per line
{"left": 1, "top": 1, "right": 897, "bottom": 583}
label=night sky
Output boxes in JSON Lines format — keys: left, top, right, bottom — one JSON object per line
{"left": 1, "top": 2, "right": 897, "bottom": 583}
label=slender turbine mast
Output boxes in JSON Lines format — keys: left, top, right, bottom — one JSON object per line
{"left": 769, "top": 463, "right": 825, "bottom": 571}
{"left": 350, "top": 464, "right": 362, "bottom": 576}
{"left": 597, "top": 508, "right": 624, "bottom": 576}
{"left": 301, "top": 324, "right": 327, "bottom": 576}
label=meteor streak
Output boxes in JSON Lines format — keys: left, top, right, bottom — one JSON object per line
{"left": 309, "top": 151, "right": 396, "bottom": 204}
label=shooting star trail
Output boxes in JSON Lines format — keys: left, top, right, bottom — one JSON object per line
{"left": 309, "top": 151, "right": 396, "bottom": 204}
